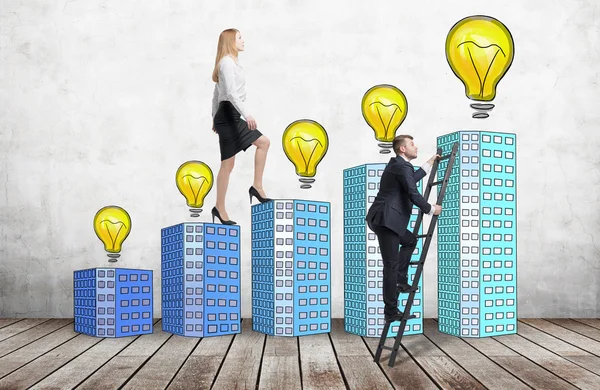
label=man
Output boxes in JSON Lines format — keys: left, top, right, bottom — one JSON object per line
{"left": 365, "top": 135, "right": 443, "bottom": 323}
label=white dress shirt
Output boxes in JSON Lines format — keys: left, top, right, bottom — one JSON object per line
{"left": 212, "top": 55, "right": 250, "bottom": 119}
{"left": 399, "top": 154, "right": 436, "bottom": 216}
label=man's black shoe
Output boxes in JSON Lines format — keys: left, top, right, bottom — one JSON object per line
{"left": 384, "top": 311, "right": 417, "bottom": 323}
{"left": 396, "top": 283, "right": 418, "bottom": 294}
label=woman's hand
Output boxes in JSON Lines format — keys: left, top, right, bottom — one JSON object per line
{"left": 246, "top": 115, "right": 257, "bottom": 130}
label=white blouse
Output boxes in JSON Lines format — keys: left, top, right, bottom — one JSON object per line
{"left": 212, "top": 55, "right": 250, "bottom": 119}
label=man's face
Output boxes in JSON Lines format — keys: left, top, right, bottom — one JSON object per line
{"left": 401, "top": 139, "right": 418, "bottom": 159}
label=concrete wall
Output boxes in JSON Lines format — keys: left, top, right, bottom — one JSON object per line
{"left": 1, "top": 0, "right": 599, "bottom": 318}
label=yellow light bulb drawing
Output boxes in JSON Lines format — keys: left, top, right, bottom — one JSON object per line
{"left": 93, "top": 205, "right": 131, "bottom": 263}
{"left": 175, "top": 160, "right": 214, "bottom": 218}
{"left": 446, "top": 15, "right": 514, "bottom": 118}
{"left": 282, "top": 119, "right": 329, "bottom": 189}
{"left": 361, "top": 84, "right": 408, "bottom": 154}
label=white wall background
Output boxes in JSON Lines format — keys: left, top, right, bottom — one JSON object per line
{"left": 1, "top": 0, "right": 599, "bottom": 318}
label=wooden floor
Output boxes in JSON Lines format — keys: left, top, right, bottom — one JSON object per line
{"left": 0, "top": 318, "right": 599, "bottom": 389}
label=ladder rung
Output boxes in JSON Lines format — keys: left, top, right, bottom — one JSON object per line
{"left": 396, "top": 289, "right": 418, "bottom": 297}
{"left": 409, "top": 261, "right": 421, "bottom": 266}
{"left": 415, "top": 234, "right": 431, "bottom": 239}
{"left": 430, "top": 180, "right": 443, "bottom": 186}
{"left": 440, "top": 154, "right": 452, "bottom": 160}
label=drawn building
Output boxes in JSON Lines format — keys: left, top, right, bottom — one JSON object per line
{"left": 437, "top": 131, "right": 517, "bottom": 337}
{"left": 343, "top": 163, "right": 425, "bottom": 337}
{"left": 251, "top": 199, "right": 331, "bottom": 336}
{"left": 161, "top": 222, "right": 241, "bottom": 337}
{"left": 73, "top": 267, "right": 153, "bottom": 337}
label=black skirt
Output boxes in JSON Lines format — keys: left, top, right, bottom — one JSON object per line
{"left": 213, "top": 101, "right": 262, "bottom": 161}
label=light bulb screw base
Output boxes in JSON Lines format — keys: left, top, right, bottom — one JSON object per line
{"left": 378, "top": 143, "right": 393, "bottom": 154}
{"left": 470, "top": 103, "right": 494, "bottom": 119}
{"left": 189, "top": 208, "right": 202, "bottom": 218}
{"left": 107, "top": 253, "right": 120, "bottom": 263}
{"left": 299, "top": 178, "right": 315, "bottom": 189}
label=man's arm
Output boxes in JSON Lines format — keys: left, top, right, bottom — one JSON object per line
{"left": 396, "top": 163, "right": 435, "bottom": 215}
{"left": 414, "top": 161, "right": 431, "bottom": 182}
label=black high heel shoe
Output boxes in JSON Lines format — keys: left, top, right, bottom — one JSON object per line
{"left": 211, "top": 207, "right": 237, "bottom": 225}
{"left": 249, "top": 186, "right": 273, "bottom": 204}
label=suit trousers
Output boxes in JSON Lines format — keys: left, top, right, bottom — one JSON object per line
{"left": 370, "top": 224, "right": 418, "bottom": 316}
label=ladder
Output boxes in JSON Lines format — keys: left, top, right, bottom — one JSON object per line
{"left": 374, "top": 141, "right": 459, "bottom": 367}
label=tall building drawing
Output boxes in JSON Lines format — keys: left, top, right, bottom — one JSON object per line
{"left": 437, "top": 131, "right": 517, "bottom": 337}
{"left": 73, "top": 267, "right": 153, "bottom": 337}
{"left": 161, "top": 222, "right": 241, "bottom": 337}
{"left": 343, "top": 163, "right": 425, "bottom": 337}
{"left": 251, "top": 199, "right": 331, "bottom": 336}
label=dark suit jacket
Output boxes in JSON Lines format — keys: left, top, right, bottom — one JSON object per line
{"left": 365, "top": 156, "right": 432, "bottom": 236}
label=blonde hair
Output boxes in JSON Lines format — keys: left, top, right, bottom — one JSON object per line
{"left": 212, "top": 29, "right": 239, "bottom": 82}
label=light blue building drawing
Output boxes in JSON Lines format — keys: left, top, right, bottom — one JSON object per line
{"left": 73, "top": 267, "right": 153, "bottom": 337}
{"left": 161, "top": 222, "right": 241, "bottom": 337}
{"left": 251, "top": 199, "right": 331, "bottom": 336}
{"left": 343, "top": 163, "right": 424, "bottom": 337}
{"left": 437, "top": 131, "right": 517, "bottom": 337}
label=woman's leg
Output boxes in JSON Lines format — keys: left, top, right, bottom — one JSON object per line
{"left": 215, "top": 156, "right": 235, "bottom": 220}
{"left": 251, "top": 135, "right": 270, "bottom": 197}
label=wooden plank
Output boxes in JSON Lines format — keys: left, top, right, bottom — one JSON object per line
{"left": 0, "top": 319, "right": 160, "bottom": 390}
{"left": 460, "top": 329, "right": 576, "bottom": 390}
{"left": 167, "top": 332, "right": 235, "bottom": 390}
{"left": 329, "top": 319, "right": 392, "bottom": 389}
{"left": 492, "top": 333, "right": 600, "bottom": 389}
{"left": 258, "top": 332, "right": 301, "bottom": 390}
{"left": 120, "top": 331, "right": 199, "bottom": 389}
{"left": 0, "top": 319, "right": 50, "bottom": 342}
{"left": 490, "top": 356, "right": 577, "bottom": 390}
{"left": 517, "top": 320, "right": 594, "bottom": 356}
{"left": 0, "top": 319, "right": 23, "bottom": 329}
{"left": 298, "top": 326, "right": 345, "bottom": 389}
{"left": 0, "top": 319, "right": 71, "bottom": 358}
{"left": 77, "top": 320, "right": 171, "bottom": 390}
{"left": 401, "top": 332, "right": 486, "bottom": 389}
{"left": 363, "top": 336, "right": 437, "bottom": 390}
{"left": 546, "top": 318, "right": 600, "bottom": 343}
{"left": 0, "top": 324, "right": 79, "bottom": 379}
{"left": 0, "top": 333, "right": 103, "bottom": 389}
{"left": 27, "top": 334, "right": 139, "bottom": 389}
{"left": 521, "top": 319, "right": 600, "bottom": 356}
{"left": 422, "top": 319, "right": 529, "bottom": 389}
{"left": 211, "top": 318, "right": 266, "bottom": 390}
{"left": 516, "top": 321, "right": 600, "bottom": 375}
{"left": 574, "top": 319, "right": 600, "bottom": 330}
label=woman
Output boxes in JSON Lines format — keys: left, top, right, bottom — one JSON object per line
{"left": 211, "top": 28, "right": 272, "bottom": 225}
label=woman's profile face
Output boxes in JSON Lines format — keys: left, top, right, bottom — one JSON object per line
{"left": 235, "top": 32, "right": 245, "bottom": 51}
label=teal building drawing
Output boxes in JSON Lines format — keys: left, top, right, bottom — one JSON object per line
{"left": 343, "top": 163, "right": 424, "bottom": 337}
{"left": 437, "top": 131, "right": 517, "bottom": 337}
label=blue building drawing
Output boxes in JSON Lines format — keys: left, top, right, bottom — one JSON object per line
{"left": 161, "top": 222, "right": 241, "bottom": 337}
{"left": 73, "top": 267, "right": 153, "bottom": 337}
{"left": 437, "top": 131, "right": 517, "bottom": 337}
{"left": 251, "top": 199, "right": 331, "bottom": 336}
{"left": 343, "top": 163, "right": 424, "bottom": 337}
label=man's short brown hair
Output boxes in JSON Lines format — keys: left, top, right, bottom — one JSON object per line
{"left": 393, "top": 135, "right": 413, "bottom": 155}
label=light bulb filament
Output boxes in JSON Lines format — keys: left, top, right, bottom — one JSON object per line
{"left": 182, "top": 174, "right": 208, "bottom": 204}
{"left": 290, "top": 136, "right": 323, "bottom": 175}
{"left": 369, "top": 102, "right": 402, "bottom": 139}
{"left": 457, "top": 41, "right": 506, "bottom": 98}
{"left": 100, "top": 219, "right": 126, "bottom": 248}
